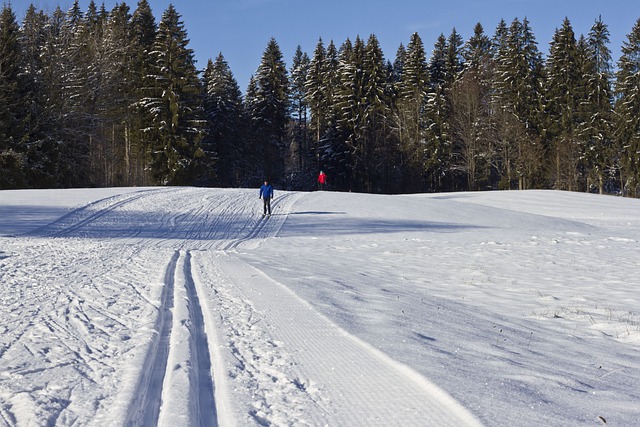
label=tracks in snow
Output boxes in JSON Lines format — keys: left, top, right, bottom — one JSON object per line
{"left": 193, "top": 250, "right": 484, "bottom": 426}
{"left": 7, "top": 188, "right": 482, "bottom": 425}
{"left": 125, "top": 250, "right": 217, "bottom": 427}
{"left": 36, "top": 187, "right": 302, "bottom": 251}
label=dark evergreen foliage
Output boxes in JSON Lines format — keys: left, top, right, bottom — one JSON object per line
{"left": 143, "top": 4, "right": 205, "bottom": 185}
{"left": 614, "top": 18, "right": 640, "bottom": 197}
{"left": 248, "top": 38, "right": 289, "bottom": 185}
{"left": 288, "top": 45, "right": 311, "bottom": 186}
{"left": 2, "top": 3, "right": 639, "bottom": 198}
{"left": 202, "top": 54, "right": 244, "bottom": 186}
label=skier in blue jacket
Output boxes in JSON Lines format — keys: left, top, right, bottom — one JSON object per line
{"left": 259, "top": 180, "right": 274, "bottom": 215}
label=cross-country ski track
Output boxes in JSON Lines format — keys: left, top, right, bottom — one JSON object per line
{"left": 0, "top": 188, "right": 482, "bottom": 426}
{"left": 3, "top": 187, "right": 640, "bottom": 426}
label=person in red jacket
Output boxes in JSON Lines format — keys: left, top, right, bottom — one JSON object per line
{"left": 317, "top": 170, "right": 327, "bottom": 190}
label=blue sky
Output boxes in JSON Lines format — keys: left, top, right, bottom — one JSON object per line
{"left": 14, "top": 0, "right": 640, "bottom": 92}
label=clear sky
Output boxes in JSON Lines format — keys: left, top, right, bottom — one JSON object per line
{"left": 12, "top": 0, "right": 640, "bottom": 92}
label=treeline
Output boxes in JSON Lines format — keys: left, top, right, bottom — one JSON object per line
{"left": 1, "top": 1, "right": 640, "bottom": 195}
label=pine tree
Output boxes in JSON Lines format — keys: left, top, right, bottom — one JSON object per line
{"left": 202, "top": 53, "right": 244, "bottom": 186}
{"left": 546, "top": 17, "right": 582, "bottom": 190}
{"left": 493, "top": 18, "right": 545, "bottom": 190}
{"left": 129, "top": 0, "right": 157, "bottom": 185}
{"left": 424, "top": 29, "right": 466, "bottom": 191}
{"left": 359, "top": 34, "right": 390, "bottom": 192}
{"left": 445, "top": 28, "right": 464, "bottom": 86}
{"left": 289, "top": 45, "right": 310, "bottom": 176}
{"left": 250, "top": 38, "right": 289, "bottom": 183}
{"left": 0, "top": 3, "right": 25, "bottom": 187}
{"left": 144, "top": 4, "right": 205, "bottom": 185}
{"left": 392, "top": 43, "right": 406, "bottom": 84}
{"left": 394, "top": 32, "right": 428, "bottom": 192}
{"left": 424, "top": 33, "right": 451, "bottom": 191}
{"left": 18, "top": 5, "right": 57, "bottom": 187}
{"left": 577, "top": 17, "right": 614, "bottom": 194}
{"left": 614, "top": 18, "right": 640, "bottom": 197}
{"left": 305, "top": 38, "right": 326, "bottom": 148}
{"left": 335, "top": 36, "right": 367, "bottom": 191}
{"left": 451, "top": 23, "right": 494, "bottom": 190}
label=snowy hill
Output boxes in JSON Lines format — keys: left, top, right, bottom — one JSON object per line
{"left": 0, "top": 188, "right": 639, "bottom": 426}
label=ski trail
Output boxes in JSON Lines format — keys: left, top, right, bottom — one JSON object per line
{"left": 124, "top": 251, "right": 177, "bottom": 426}
{"left": 194, "top": 250, "right": 483, "bottom": 426}
{"left": 184, "top": 251, "right": 217, "bottom": 426}
{"left": 122, "top": 250, "right": 218, "bottom": 427}
{"left": 31, "top": 188, "right": 173, "bottom": 239}
{"left": 225, "top": 192, "right": 303, "bottom": 251}
{"left": 158, "top": 250, "right": 217, "bottom": 427}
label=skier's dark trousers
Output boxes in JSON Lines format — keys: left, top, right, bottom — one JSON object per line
{"left": 259, "top": 181, "right": 274, "bottom": 215}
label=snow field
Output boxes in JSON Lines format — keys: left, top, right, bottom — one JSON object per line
{"left": 193, "top": 251, "right": 482, "bottom": 426}
{"left": 0, "top": 187, "right": 639, "bottom": 426}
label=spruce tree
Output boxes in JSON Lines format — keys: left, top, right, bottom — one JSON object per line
{"left": 129, "top": 0, "right": 157, "bottom": 185}
{"left": 424, "top": 33, "right": 455, "bottom": 191}
{"left": 289, "top": 45, "right": 310, "bottom": 176}
{"left": 19, "top": 5, "right": 56, "bottom": 187}
{"left": 306, "top": 38, "right": 326, "bottom": 147}
{"left": 37, "top": 6, "right": 69, "bottom": 186}
{"left": 445, "top": 28, "right": 464, "bottom": 86}
{"left": 577, "top": 17, "right": 614, "bottom": 194}
{"left": 395, "top": 32, "right": 428, "bottom": 192}
{"left": 493, "top": 18, "right": 545, "bottom": 190}
{"left": 614, "top": 18, "right": 640, "bottom": 197}
{"left": 100, "top": 3, "right": 136, "bottom": 186}
{"left": 335, "top": 36, "right": 367, "bottom": 191}
{"left": 251, "top": 38, "right": 289, "bottom": 183}
{"left": 392, "top": 43, "right": 406, "bottom": 84}
{"left": 51, "top": 0, "right": 93, "bottom": 186}
{"left": 243, "top": 74, "right": 261, "bottom": 183}
{"left": 360, "top": 34, "right": 390, "bottom": 192}
{"left": 452, "top": 23, "right": 494, "bottom": 190}
{"left": 0, "top": 4, "right": 25, "bottom": 187}
{"left": 144, "top": 4, "right": 205, "bottom": 185}
{"left": 202, "top": 53, "right": 244, "bottom": 186}
{"left": 546, "top": 17, "right": 581, "bottom": 190}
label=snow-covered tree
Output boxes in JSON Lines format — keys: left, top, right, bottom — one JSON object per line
{"left": 451, "top": 23, "right": 494, "bottom": 190}
{"left": 202, "top": 54, "right": 244, "bottom": 186}
{"left": 333, "top": 35, "right": 391, "bottom": 192}
{"left": 17, "top": 5, "right": 59, "bottom": 187}
{"left": 144, "top": 4, "right": 205, "bottom": 185}
{"left": 394, "top": 32, "right": 428, "bottom": 192}
{"left": 308, "top": 40, "right": 341, "bottom": 178}
{"left": 289, "top": 45, "right": 310, "bottom": 174}
{"left": 576, "top": 17, "right": 614, "bottom": 194}
{"left": 249, "top": 38, "right": 289, "bottom": 183}
{"left": 493, "top": 18, "right": 545, "bottom": 190}
{"left": 614, "top": 18, "right": 640, "bottom": 197}
{"left": 546, "top": 18, "right": 582, "bottom": 190}
{"left": 126, "top": 0, "right": 157, "bottom": 185}
{"left": 0, "top": 4, "right": 25, "bottom": 188}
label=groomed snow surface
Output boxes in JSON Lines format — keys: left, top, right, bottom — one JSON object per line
{"left": 1, "top": 187, "right": 639, "bottom": 426}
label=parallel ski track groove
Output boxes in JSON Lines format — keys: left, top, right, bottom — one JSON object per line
{"left": 183, "top": 250, "right": 217, "bottom": 426}
{"left": 35, "top": 189, "right": 173, "bottom": 239}
{"left": 124, "top": 250, "right": 178, "bottom": 427}
{"left": 222, "top": 192, "right": 297, "bottom": 251}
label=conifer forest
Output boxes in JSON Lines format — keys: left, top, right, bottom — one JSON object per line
{"left": 1, "top": 1, "right": 640, "bottom": 196}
